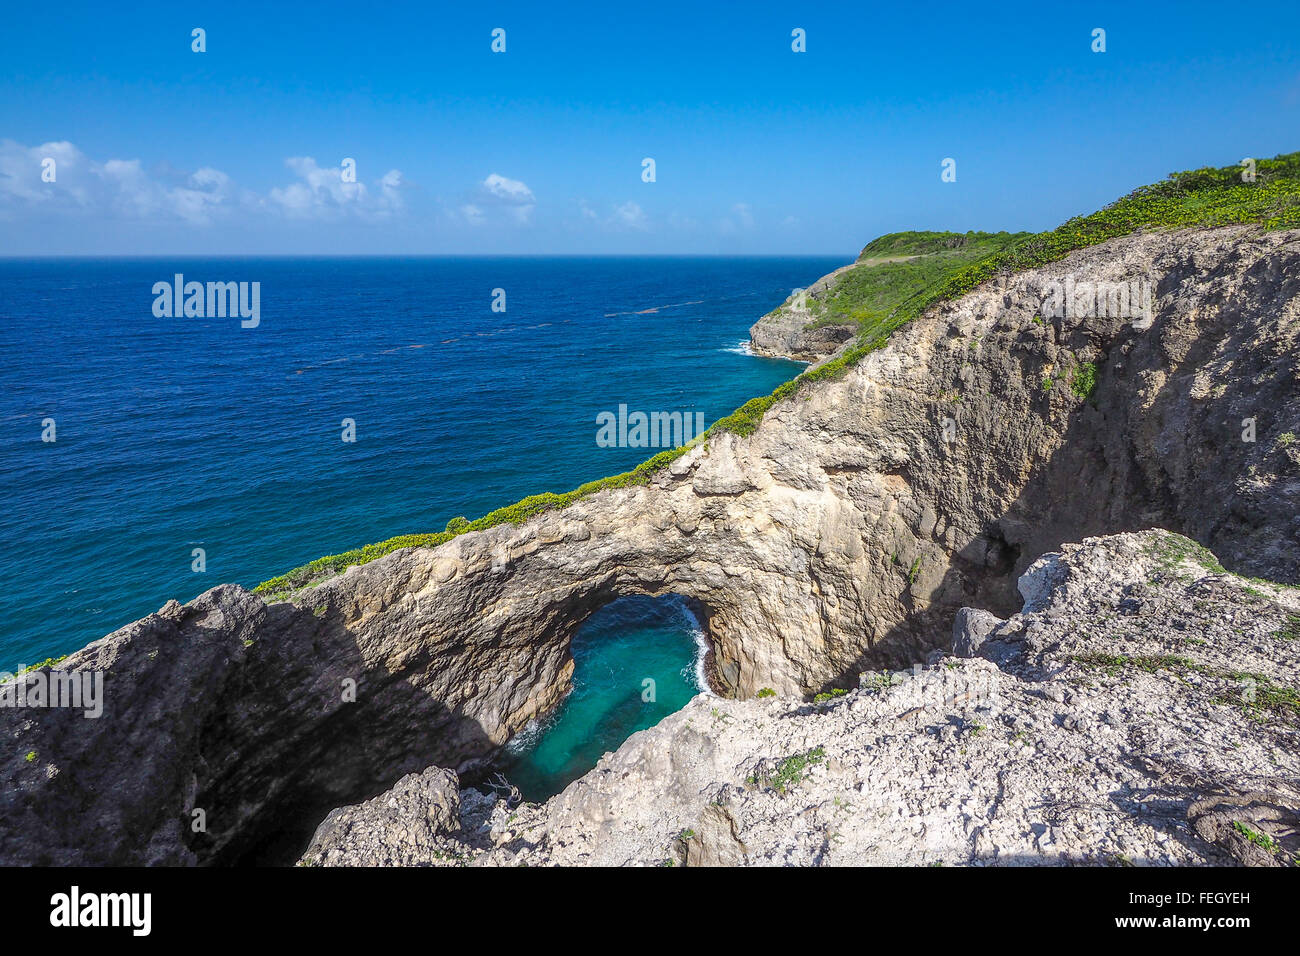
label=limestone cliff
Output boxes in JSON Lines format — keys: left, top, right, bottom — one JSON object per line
{"left": 2, "top": 223, "right": 1298, "bottom": 866}
{"left": 747, "top": 231, "right": 1031, "bottom": 362}
{"left": 747, "top": 262, "right": 857, "bottom": 361}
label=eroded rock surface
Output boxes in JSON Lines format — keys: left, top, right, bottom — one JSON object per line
{"left": 448, "top": 532, "right": 1300, "bottom": 866}
{"left": 299, "top": 768, "right": 462, "bottom": 867}
{"left": 0, "top": 577, "right": 570, "bottom": 865}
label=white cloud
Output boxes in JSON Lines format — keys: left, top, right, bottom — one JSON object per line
{"left": 0, "top": 140, "right": 241, "bottom": 224}
{"left": 719, "top": 201, "right": 756, "bottom": 235}
{"left": 482, "top": 173, "right": 535, "bottom": 205}
{"left": 613, "top": 200, "right": 647, "bottom": 230}
{"left": 0, "top": 140, "right": 88, "bottom": 207}
{"left": 0, "top": 139, "right": 404, "bottom": 226}
{"left": 269, "top": 156, "right": 404, "bottom": 220}
{"left": 471, "top": 172, "right": 536, "bottom": 224}
{"left": 568, "top": 198, "right": 652, "bottom": 232}
{"left": 379, "top": 169, "right": 403, "bottom": 204}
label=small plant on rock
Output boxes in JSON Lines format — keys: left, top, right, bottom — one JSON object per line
{"left": 752, "top": 746, "right": 827, "bottom": 794}
{"left": 813, "top": 688, "right": 848, "bottom": 704}
{"left": 1232, "top": 820, "right": 1278, "bottom": 853}
{"left": 1070, "top": 362, "right": 1098, "bottom": 402}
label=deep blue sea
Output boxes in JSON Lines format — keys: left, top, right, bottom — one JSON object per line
{"left": 0, "top": 256, "right": 841, "bottom": 792}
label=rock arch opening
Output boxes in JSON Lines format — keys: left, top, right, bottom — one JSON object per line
{"left": 487, "top": 593, "right": 713, "bottom": 802}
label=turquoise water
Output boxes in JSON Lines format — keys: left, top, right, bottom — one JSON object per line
{"left": 499, "top": 594, "right": 706, "bottom": 801}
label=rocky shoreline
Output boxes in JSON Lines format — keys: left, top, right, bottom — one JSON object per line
{"left": 2, "top": 223, "right": 1297, "bottom": 866}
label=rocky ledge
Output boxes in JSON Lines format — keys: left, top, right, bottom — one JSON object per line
{"left": 302, "top": 531, "right": 1300, "bottom": 867}
{"left": 747, "top": 262, "right": 856, "bottom": 361}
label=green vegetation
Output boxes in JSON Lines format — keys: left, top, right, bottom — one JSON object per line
{"left": 1232, "top": 820, "right": 1279, "bottom": 853}
{"left": 1142, "top": 531, "right": 1227, "bottom": 577}
{"left": 1073, "top": 653, "right": 1300, "bottom": 720}
{"left": 907, "top": 556, "right": 923, "bottom": 585}
{"left": 1073, "top": 653, "right": 1196, "bottom": 677}
{"left": 1070, "top": 362, "right": 1099, "bottom": 402}
{"left": 813, "top": 688, "right": 848, "bottom": 704}
{"left": 1242, "top": 572, "right": 1300, "bottom": 592}
{"left": 1275, "top": 614, "right": 1300, "bottom": 642}
{"left": 12, "top": 655, "right": 68, "bottom": 677}
{"left": 857, "top": 230, "right": 1029, "bottom": 260}
{"left": 1220, "top": 672, "right": 1300, "bottom": 720}
{"left": 862, "top": 671, "right": 900, "bottom": 692}
{"left": 799, "top": 231, "right": 1031, "bottom": 331}
{"left": 749, "top": 746, "right": 827, "bottom": 794}
{"left": 755, "top": 687, "right": 777, "bottom": 699}
{"left": 24, "top": 751, "right": 36, "bottom": 763}
{"left": 255, "top": 153, "right": 1300, "bottom": 597}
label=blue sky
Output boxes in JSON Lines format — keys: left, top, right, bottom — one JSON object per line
{"left": 1, "top": 1, "right": 1298, "bottom": 255}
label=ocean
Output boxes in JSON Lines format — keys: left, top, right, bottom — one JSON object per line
{"left": 1, "top": 255, "right": 843, "bottom": 795}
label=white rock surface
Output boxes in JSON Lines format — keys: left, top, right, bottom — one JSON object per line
{"left": 447, "top": 531, "right": 1300, "bottom": 867}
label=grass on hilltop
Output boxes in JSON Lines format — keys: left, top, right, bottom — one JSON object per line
{"left": 254, "top": 152, "right": 1300, "bottom": 598}
{"left": 796, "top": 230, "right": 1031, "bottom": 331}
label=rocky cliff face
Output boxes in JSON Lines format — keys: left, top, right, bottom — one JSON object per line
{"left": 0, "top": 574, "right": 572, "bottom": 865}
{"left": 747, "top": 262, "right": 856, "bottom": 361}
{"left": 2, "top": 224, "right": 1297, "bottom": 865}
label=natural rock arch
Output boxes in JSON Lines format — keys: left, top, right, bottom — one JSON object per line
{"left": 2, "top": 225, "right": 1296, "bottom": 866}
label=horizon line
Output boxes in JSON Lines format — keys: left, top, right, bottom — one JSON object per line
{"left": 0, "top": 251, "right": 858, "bottom": 260}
